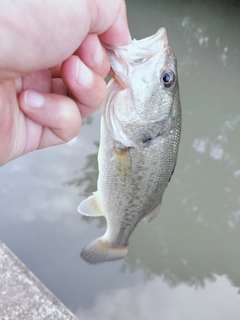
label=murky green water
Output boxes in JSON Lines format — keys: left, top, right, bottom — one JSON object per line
{"left": 1, "top": 0, "right": 240, "bottom": 318}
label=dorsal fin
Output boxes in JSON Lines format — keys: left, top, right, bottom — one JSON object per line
{"left": 78, "top": 192, "right": 104, "bottom": 217}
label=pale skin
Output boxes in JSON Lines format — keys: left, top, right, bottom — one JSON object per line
{"left": 0, "top": 0, "right": 131, "bottom": 166}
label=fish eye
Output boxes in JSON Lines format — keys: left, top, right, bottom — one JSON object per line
{"left": 161, "top": 69, "right": 175, "bottom": 88}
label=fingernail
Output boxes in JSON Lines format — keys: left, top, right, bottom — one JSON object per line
{"left": 93, "top": 40, "right": 104, "bottom": 65}
{"left": 76, "top": 60, "right": 93, "bottom": 87}
{"left": 25, "top": 90, "right": 45, "bottom": 108}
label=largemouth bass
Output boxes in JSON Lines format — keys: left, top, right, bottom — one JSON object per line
{"left": 78, "top": 28, "right": 181, "bottom": 264}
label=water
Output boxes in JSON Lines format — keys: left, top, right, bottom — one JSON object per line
{"left": 1, "top": 0, "right": 240, "bottom": 318}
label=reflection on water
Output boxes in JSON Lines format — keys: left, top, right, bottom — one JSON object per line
{"left": 65, "top": 142, "right": 106, "bottom": 229}
{"left": 66, "top": 142, "right": 240, "bottom": 290}
{"left": 76, "top": 274, "right": 240, "bottom": 320}
{"left": 1, "top": 0, "right": 240, "bottom": 318}
{"left": 82, "top": 117, "right": 93, "bottom": 126}
{"left": 64, "top": 130, "right": 240, "bottom": 290}
{"left": 65, "top": 142, "right": 98, "bottom": 197}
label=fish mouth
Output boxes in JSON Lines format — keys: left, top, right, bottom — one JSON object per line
{"left": 103, "top": 27, "right": 168, "bottom": 53}
{"left": 103, "top": 28, "right": 169, "bottom": 87}
{"left": 134, "top": 27, "right": 168, "bottom": 52}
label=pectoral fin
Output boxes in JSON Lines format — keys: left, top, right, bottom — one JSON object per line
{"left": 78, "top": 192, "right": 103, "bottom": 217}
{"left": 142, "top": 203, "right": 161, "bottom": 223}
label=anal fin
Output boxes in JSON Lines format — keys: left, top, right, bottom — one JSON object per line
{"left": 142, "top": 203, "right": 161, "bottom": 223}
{"left": 78, "top": 192, "right": 103, "bottom": 217}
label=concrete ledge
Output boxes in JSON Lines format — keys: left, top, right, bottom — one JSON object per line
{"left": 0, "top": 241, "right": 78, "bottom": 320}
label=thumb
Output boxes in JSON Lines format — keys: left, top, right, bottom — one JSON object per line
{"left": 18, "top": 89, "right": 82, "bottom": 151}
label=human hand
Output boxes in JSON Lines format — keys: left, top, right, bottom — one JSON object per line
{"left": 0, "top": 0, "right": 131, "bottom": 166}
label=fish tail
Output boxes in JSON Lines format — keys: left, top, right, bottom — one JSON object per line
{"left": 80, "top": 237, "right": 128, "bottom": 264}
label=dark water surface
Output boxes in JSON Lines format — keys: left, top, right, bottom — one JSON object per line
{"left": 1, "top": 0, "right": 240, "bottom": 319}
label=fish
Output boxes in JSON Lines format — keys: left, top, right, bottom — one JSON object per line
{"left": 78, "top": 28, "right": 181, "bottom": 264}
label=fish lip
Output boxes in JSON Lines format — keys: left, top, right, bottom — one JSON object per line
{"left": 102, "top": 27, "right": 169, "bottom": 66}
{"left": 134, "top": 27, "right": 168, "bottom": 50}
{"left": 102, "top": 27, "right": 168, "bottom": 51}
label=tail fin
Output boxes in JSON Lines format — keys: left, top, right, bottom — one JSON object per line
{"left": 80, "top": 237, "right": 128, "bottom": 264}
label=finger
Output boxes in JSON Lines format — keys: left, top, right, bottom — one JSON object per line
{"left": 18, "top": 89, "right": 81, "bottom": 151}
{"left": 50, "top": 64, "right": 62, "bottom": 78}
{"left": 70, "top": 99, "right": 98, "bottom": 119}
{"left": 22, "top": 70, "right": 52, "bottom": 92}
{"left": 1, "top": 0, "right": 130, "bottom": 79}
{"left": 75, "top": 34, "right": 110, "bottom": 78}
{"left": 61, "top": 55, "right": 107, "bottom": 118}
{"left": 51, "top": 78, "right": 68, "bottom": 95}
{"left": 97, "top": 1, "right": 132, "bottom": 46}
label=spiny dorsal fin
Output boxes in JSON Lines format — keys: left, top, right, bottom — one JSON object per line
{"left": 78, "top": 192, "right": 103, "bottom": 217}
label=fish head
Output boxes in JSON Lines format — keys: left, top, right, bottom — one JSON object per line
{"left": 103, "top": 28, "right": 180, "bottom": 147}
